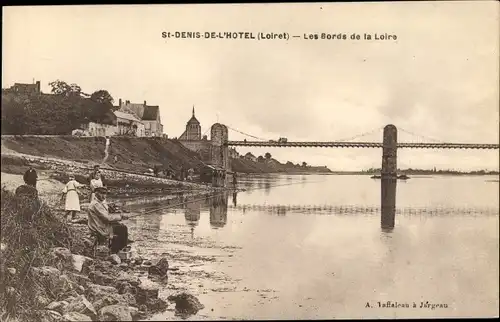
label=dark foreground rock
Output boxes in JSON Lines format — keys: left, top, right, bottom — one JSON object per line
{"left": 167, "top": 292, "right": 204, "bottom": 316}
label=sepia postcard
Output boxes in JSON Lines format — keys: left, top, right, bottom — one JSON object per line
{"left": 1, "top": 2, "right": 499, "bottom": 321}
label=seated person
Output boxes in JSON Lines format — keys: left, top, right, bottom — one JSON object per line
{"left": 87, "top": 186, "right": 130, "bottom": 254}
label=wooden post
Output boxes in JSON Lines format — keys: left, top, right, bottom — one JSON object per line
{"left": 381, "top": 124, "right": 397, "bottom": 230}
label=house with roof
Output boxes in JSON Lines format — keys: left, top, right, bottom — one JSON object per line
{"left": 244, "top": 152, "right": 257, "bottom": 162}
{"left": 5, "top": 80, "right": 41, "bottom": 95}
{"left": 117, "top": 99, "right": 164, "bottom": 137}
{"left": 114, "top": 110, "right": 145, "bottom": 136}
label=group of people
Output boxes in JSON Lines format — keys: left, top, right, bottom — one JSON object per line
{"left": 59, "top": 164, "right": 131, "bottom": 254}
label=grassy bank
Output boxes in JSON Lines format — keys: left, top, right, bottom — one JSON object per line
{"left": 1, "top": 136, "right": 206, "bottom": 174}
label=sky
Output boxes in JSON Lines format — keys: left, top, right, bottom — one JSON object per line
{"left": 2, "top": 2, "right": 499, "bottom": 171}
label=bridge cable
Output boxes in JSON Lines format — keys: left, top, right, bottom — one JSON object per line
{"left": 397, "top": 127, "right": 447, "bottom": 144}
{"left": 225, "top": 125, "right": 268, "bottom": 141}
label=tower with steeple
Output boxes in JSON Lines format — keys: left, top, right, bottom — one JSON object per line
{"left": 179, "top": 106, "right": 201, "bottom": 140}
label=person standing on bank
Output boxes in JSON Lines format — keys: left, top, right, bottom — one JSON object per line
{"left": 88, "top": 165, "right": 106, "bottom": 186}
{"left": 61, "top": 174, "right": 83, "bottom": 221}
{"left": 23, "top": 166, "right": 38, "bottom": 188}
{"left": 89, "top": 171, "right": 104, "bottom": 203}
{"left": 87, "top": 186, "right": 130, "bottom": 254}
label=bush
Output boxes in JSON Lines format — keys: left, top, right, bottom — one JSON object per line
{"left": 0, "top": 186, "right": 72, "bottom": 321}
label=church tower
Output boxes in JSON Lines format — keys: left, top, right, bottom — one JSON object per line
{"left": 182, "top": 106, "right": 201, "bottom": 140}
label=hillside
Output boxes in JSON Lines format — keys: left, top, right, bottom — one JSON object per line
{"left": 1, "top": 136, "right": 206, "bottom": 174}
{"left": 231, "top": 157, "right": 332, "bottom": 174}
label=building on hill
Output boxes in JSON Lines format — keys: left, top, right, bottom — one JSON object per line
{"left": 244, "top": 152, "right": 257, "bottom": 162}
{"left": 117, "top": 99, "right": 164, "bottom": 137}
{"left": 6, "top": 80, "right": 41, "bottom": 95}
{"left": 114, "top": 111, "right": 145, "bottom": 136}
{"left": 178, "top": 107, "right": 211, "bottom": 162}
{"left": 179, "top": 107, "right": 201, "bottom": 140}
{"left": 80, "top": 110, "right": 146, "bottom": 137}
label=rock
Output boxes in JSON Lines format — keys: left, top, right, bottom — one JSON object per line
{"left": 46, "top": 301, "right": 69, "bottom": 314}
{"left": 146, "top": 298, "right": 168, "bottom": 314}
{"left": 108, "top": 254, "right": 121, "bottom": 265}
{"left": 7, "top": 267, "right": 16, "bottom": 275}
{"left": 38, "top": 309, "right": 63, "bottom": 322}
{"left": 88, "top": 270, "right": 115, "bottom": 286}
{"left": 62, "top": 312, "right": 91, "bottom": 321}
{"left": 55, "top": 274, "right": 76, "bottom": 295}
{"left": 135, "top": 280, "right": 159, "bottom": 305}
{"left": 72, "top": 254, "right": 93, "bottom": 273}
{"left": 131, "top": 309, "right": 147, "bottom": 321}
{"left": 99, "top": 305, "right": 136, "bottom": 321}
{"left": 116, "top": 271, "right": 140, "bottom": 287}
{"left": 67, "top": 272, "right": 91, "bottom": 287}
{"left": 119, "top": 263, "right": 129, "bottom": 270}
{"left": 92, "top": 292, "right": 136, "bottom": 311}
{"left": 48, "top": 247, "right": 74, "bottom": 271}
{"left": 148, "top": 257, "right": 169, "bottom": 281}
{"left": 76, "top": 285, "right": 86, "bottom": 295}
{"left": 133, "top": 257, "right": 143, "bottom": 266}
{"left": 167, "top": 293, "right": 204, "bottom": 315}
{"left": 143, "top": 260, "right": 152, "bottom": 266}
{"left": 85, "top": 283, "right": 118, "bottom": 302}
{"left": 64, "top": 295, "right": 97, "bottom": 320}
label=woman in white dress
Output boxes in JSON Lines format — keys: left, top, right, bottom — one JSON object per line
{"left": 89, "top": 171, "right": 104, "bottom": 203}
{"left": 61, "top": 174, "right": 83, "bottom": 221}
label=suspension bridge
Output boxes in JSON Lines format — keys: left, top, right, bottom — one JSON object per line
{"left": 216, "top": 123, "right": 499, "bottom": 230}
{"left": 224, "top": 125, "right": 499, "bottom": 150}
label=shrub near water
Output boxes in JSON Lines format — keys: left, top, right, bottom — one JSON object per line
{"left": 0, "top": 186, "right": 73, "bottom": 321}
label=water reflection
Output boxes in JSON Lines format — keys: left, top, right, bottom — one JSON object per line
{"left": 210, "top": 192, "right": 229, "bottom": 229}
{"left": 184, "top": 196, "right": 202, "bottom": 238}
{"left": 232, "top": 192, "right": 237, "bottom": 207}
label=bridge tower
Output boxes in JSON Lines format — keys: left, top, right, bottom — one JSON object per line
{"left": 381, "top": 124, "right": 397, "bottom": 230}
{"left": 210, "top": 123, "right": 230, "bottom": 172}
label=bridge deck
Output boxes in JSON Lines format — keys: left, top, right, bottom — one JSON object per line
{"left": 226, "top": 141, "right": 499, "bottom": 149}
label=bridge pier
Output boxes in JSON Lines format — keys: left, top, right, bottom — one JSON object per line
{"left": 381, "top": 124, "right": 397, "bottom": 230}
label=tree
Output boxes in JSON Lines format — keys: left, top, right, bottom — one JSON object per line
{"left": 286, "top": 161, "right": 294, "bottom": 166}
{"left": 257, "top": 156, "right": 264, "bottom": 162}
{"left": 265, "top": 152, "right": 272, "bottom": 160}
{"left": 90, "top": 90, "right": 115, "bottom": 108}
{"left": 48, "top": 80, "right": 82, "bottom": 97}
{"left": 302, "top": 162, "right": 307, "bottom": 167}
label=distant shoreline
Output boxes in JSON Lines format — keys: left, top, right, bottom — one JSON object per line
{"left": 239, "top": 172, "right": 500, "bottom": 176}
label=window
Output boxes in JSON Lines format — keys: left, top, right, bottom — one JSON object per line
{"left": 145, "top": 123, "right": 151, "bottom": 130}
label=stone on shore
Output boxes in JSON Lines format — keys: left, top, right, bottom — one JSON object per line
{"left": 63, "top": 295, "right": 97, "bottom": 320}
{"left": 99, "top": 305, "right": 138, "bottom": 321}
{"left": 38, "top": 309, "right": 63, "bottom": 322}
{"left": 72, "top": 254, "right": 94, "bottom": 273}
{"left": 135, "top": 279, "right": 160, "bottom": 306}
{"left": 148, "top": 257, "right": 169, "bottom": 281}
{"left": 62, "top": 311, "right": 92, "bottom": 321}
{"left": 167, "top": 293, "right": 204, "bottom": 315}
{"left": 108, "top": 254, "right": 121, "bottom": 265}
{"left": 46, "top": 300, "right": 69, "bottom": 314}
{"left": 48, "top": 247, "right": 74, "bottom": 271}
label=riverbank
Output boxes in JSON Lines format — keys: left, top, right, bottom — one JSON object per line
{"left": 0, "top": 169, "right": 217, "bottom": 321}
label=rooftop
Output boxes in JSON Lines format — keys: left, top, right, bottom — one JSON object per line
{"left": 114, "top": 111, "right": 143, "bottom": 123}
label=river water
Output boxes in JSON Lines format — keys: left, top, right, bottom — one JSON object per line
{"left": 124, "top": 174, "right": 499, "bottom": 320}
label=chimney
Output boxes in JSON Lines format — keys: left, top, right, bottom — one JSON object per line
{"left": 119, "top": 98, "right": 122, "bottom": 107}
{"left": 144, "top": 100, "right": 147, "bottom": 106}
{"left": 35, "top": 81, "right": 41, "bottom": 93}
{"left": 126, "top": 100, "right": 130, "bottom": 104}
